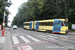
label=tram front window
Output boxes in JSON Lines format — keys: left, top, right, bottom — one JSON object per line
{"left": 54, "top": 21, "right": 60, "bottom": 26}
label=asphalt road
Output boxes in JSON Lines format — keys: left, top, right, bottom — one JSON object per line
{"left": 10, "top": 28, "right": 75, "bottom": 50}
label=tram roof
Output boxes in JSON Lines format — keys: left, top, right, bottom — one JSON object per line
{"left": 37, "top": 19, "right": 65, "bottom": 22}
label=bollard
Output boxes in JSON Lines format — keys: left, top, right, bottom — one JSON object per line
{"left": 2, "top": 22, "right": 5, "bottom": 36}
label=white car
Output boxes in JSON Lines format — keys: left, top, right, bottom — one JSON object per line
{"left": 13, "top": 25, "right": 17, "bottom": 29}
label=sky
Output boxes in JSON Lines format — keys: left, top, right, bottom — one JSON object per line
{"left": 8, "top": 0, "right": 28, "bottom": 26}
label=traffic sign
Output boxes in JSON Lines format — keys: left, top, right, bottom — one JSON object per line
{"left": 72, "top": 24, "right": 75, "bottom": 29}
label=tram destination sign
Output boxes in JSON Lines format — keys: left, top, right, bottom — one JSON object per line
{"left": 72, "top": 24, "right": 75, "bottom": 29}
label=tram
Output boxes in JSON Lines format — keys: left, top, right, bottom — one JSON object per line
{"left": 24, "top": 21, "right": 34, "bottom": 30}
{"left": 24, "top": 19, "right": 68, "bottom": 34}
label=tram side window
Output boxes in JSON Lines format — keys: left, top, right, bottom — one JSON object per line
{"left": 44, "top": 22, "right": 46, "bottom": 26}
{"left": 39, "top": 22, "right": 41, "bottom": 26}
{"left": 39, "top": 22, "right": 44, "bottom": 26}
{"left": 61, "top": 22, "right": 65, "bottom": 26}
{"left": 48, "top": 22, "right": 51, "bottom": 26}
{"left": 51, "top": 22, "right": 53, "bottom": 26}
{"left": 44, "top": 22, "right": 51, "bottom": 26}
{"left": 25, "top": 23, "right": 30, "bottom": 26}
{"left": 61, "top": 22, "right": 64, "bottom": 26}
{"left": 43, "top": 22, "right": 48, "bottom": 26}
{"left": 40, "top": 22, "right": 44, "bottom": 26}
{"left": 47, "top": 22, "right": 49, "bottom": 26}
{"left": 64, "top": 22, "right": 68, "bottom": 26}
{"left": 39, "top": 22, "right": 53, "bottom": 26}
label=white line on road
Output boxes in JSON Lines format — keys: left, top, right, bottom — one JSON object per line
{"left": 0, "top": 37, "right": 6, "bottom": 43}
{"left": 48, "top": 38, "right": 55, "bottom": 40}
{"left": 12, "top": 36, "right": 19, "bottom": 44}
{"left": 27, "top": 35, "right": 40, "bottom": 42}
{"left": 59, "top": 36, "right": 68, "bottom": 38}
{"left": 47, "top": 36, "right": 54, "bottom": 37}
{"left": 51, "top": 37, "right": 57, "bottom": 38}
{"left": 20, "top": 36, "right": 30, "bottom": 43}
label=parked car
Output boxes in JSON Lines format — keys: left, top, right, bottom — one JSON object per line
{"left": 13, "top": 25, "right": 17, "bottom": 29}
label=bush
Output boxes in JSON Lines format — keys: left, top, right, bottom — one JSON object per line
{"left": 72, "top": 29, "right": 75, "bottom": 32}
{"left": 68, "top": 22, "right": 72, "bottom": 29}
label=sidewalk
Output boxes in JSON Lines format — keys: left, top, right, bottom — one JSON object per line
{"left": 0, "top": 28, "right": 13, "bottom": 50}
{"left": 68, "top": 31, "right": 75, "bottom": 35}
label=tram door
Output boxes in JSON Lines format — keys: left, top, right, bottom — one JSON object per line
{"left": 53, "top": 20, "right": 62, "bottom": 33}
{"left": 35, "top": 21, "right": 39, "bottom": 31}
{"left": 29, "top": 22, "right": 32, "bottom": 29}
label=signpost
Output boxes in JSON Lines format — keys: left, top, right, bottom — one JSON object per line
{"left": 72, "top": 24, "right": 75, "bottom": 29}
{"left": 2, "top": 11, "right": 5, "bottom": 36}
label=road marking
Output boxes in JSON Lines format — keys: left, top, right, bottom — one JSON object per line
{"left": 51, "top": 37, "right": 57, "bottom": 38}
{"left": 69, "top": 38, "right": 75, "bottom": 39}
{"left": 20, "top": 36, "right": 30, "bottom": 43}
{"left": 40, "top": 36, "right": 47, "bottom": 38}
{"left": 41, "top": 38, "right": 47, "bottom": 39}
{"left": 13, "top": 41, "right": 47, "bottom": 47}
{"left": 27, "top": 35, "right": 40, "bottom": 42}
{"left": 53, "top": 35, "right": 58, "bottom": 36}
{"left": 47, "top": 36, "right": 58, "bottom": 38}
{"left": 59, "top": 36, "right": 68, "bottom": 38}
{"left": 61, "top": 39, "right": 68, "bottom": 40}
{"left": 39, "top": 36, "right": 47, "bottom": 38}
{"left": 48, "top": 38, "right": 55, "bottom": 40}
{"left": 48, "top": 36, "right": 54, "bottom": 37}
{"left": 50, "top": 40, "right": 59, "bottom": 42}
{"left": 12, "top": 36, "right": 19, "bottom": 44}
{"left": 18, "top": 45, "right": 33, "bottom": 50}
{"left": 0, "top": 37, "right": 6, "bottom": 43}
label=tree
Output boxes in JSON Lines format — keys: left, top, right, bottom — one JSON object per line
{"left": 12, "top": 0, "right": 75, "bottom": 29}
{"left": 0, "top": 0, "right": 12, "bottom": 26}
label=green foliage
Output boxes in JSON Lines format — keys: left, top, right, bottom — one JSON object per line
{"left": 72, "top": 29, "right": 75, "bottom": 32}
{"left": 0, "top": 0, "right": 12, "bottom": 25}
{"left": 12, "top": 0, "right": 75, "bottom": 29}
{"left": 0, "top": 0, "right": 11, "bottom": 15}
{"left": 0, "top": 9, "right": 3, "bottom": 14}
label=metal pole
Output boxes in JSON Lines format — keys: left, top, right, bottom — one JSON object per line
{"left": 2, "top": 11, "right": 5, "bottom": 36}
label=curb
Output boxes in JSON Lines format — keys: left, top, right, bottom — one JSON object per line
{"left": 7, "top": 29, "right": 13, "bottom": 50}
